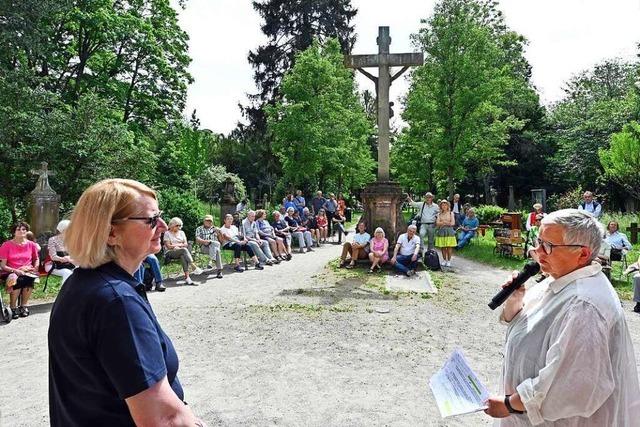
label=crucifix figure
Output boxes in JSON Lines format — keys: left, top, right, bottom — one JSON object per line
{"left": 30, "top": 161, "right": 56, "bottom": 193}
{"left": 345, "top": 26, "right": 423, "bottom": 181}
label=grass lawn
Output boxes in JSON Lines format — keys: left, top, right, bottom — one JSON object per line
{"left": 457, "top": 228, "right": 635, "bottom": 300}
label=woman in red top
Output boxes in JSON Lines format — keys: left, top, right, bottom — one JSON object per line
{"left": 526, "top": 203, "right": 545, "bottom": 231}
{"left": 337, "top": 194, "right": 347, "bottom": 217}
{"left": 316, "top": 209, "right": 329, "bottom": 243}
{"left": 0, "top": 221, "right": 40, "bottom": 318}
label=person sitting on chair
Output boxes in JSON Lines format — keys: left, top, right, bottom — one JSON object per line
{"left": 0, "top": 222, "right": 39, "bottom": 318}
{"left": 605, "top": 221, "right": 632, "bottom": 263}
{"left": 163, "top": 217, "right": 203, "bottom": 285}
{"left": 271, "top": 211, "right": 293, "bottom": 259}
{"left": 455, "top": 208, "right": 479, "bottom": 250}
{"left": 242, "top": 210, "right": 276, "bottom": 266}
{"left": 219, "top": 213, "right": 261, "bottom": 271}
{"left": 255, "top": 209, "right": 287, "bottom": 262}
{"left": 195, "top": 214, "right": 223, "bottom": 279}
{"left": 316, "top": 209, "right": 329, "bottom": 243}
{"left": 340, "top": 221, "right": 370, "bottom": 268}
{"left": 46, "top": 219, "right": 76, "bottom": 285}
{"left": 285, "top": 208, "right": 314, "bottom": 253}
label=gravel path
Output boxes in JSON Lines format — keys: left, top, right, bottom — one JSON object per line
{"left": 2, "top": 241, "right": 639, "bottom": 426}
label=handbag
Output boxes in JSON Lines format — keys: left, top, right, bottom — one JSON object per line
{"left": 412, "top": 202, "right": 426, "bottom": 228}
{"left": 53, "top": 251, "right": 75, "bottom": 270}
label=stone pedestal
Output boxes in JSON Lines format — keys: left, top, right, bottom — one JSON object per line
{"left": 27, "top": 190, "right": 60, "bottom": 241}
{"left": 361, "top": 181, "right": 406, "bottom": 244}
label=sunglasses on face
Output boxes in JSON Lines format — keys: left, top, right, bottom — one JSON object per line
{"left": 113, "top": 211, "right": 163, "bottom": 229}
{"left": 534, "top": 237, "right": 585, "bottom": 255}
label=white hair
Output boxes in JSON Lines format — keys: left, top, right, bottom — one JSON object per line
{"left": 56, "top": 219, "right": 71, "bottom": 233}
{"left": 541, "top": 209, "right": 603, "bottom": 261}
{"left": 374, "top": 227, "right": 385, "bottom": 237}
{"left": 168, "top": 217, "right": 183, "bottom": 228}
{"left": 286, "top": 207, "right": 295, "bottom": 213}
{"left": 407, "top": 224, "right": 417, "bottom": 231}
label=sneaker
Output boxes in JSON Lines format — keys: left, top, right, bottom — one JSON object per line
{"left": 406, "top": 269, "right": 415, "bottom": 277}
{"left": 216, "top": 270, "right": 223, "bottom": 279}
{"left": 634, "top": 303, "right": 640, "bottom": 313}
{"left": 255, "top": 263, "right": 264, "bottom": 270}
{"left": 11, "top": 308, "right": 19, "bottom": 320}
{"left": 192, "top": 267, "right": 204, "bottom": 275}
{"left": 286, "top": 254, "right": 292, "bottom": 261}
{"left": 307, "top": 247, "right": 314, "bottom": 252}
{"left": 234, "top": 265, "right": 244, "bottom": 273}
{"left": 19, "top": 306, "right": 29, "bottom": 317}
{"left": 155, "top": 283, "right": 166, "bottom": 292}
{"left": 185, "top": 277, "right": 194, "bottom": 285}
{"left": 265, "top": 260, "right": 274, "bottom": 266}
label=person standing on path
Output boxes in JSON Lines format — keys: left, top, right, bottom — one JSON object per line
{"left": 407, "top": 192, "right": 439, "bottom": 251}
{"left": 485, "top": 209, "right": 640, "bottom": 425}
{"left": 48, "top": 179, "right": 206, "bottom": 426}
{"left": 323, "top": 193, "right": 338, "bottom": 238}
{"left": 435, "top": 200, "right": 456, "bottom": 267}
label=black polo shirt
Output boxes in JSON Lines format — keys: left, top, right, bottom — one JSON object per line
{"left": 48, "top": 261, "right": 183, "bottom": 426}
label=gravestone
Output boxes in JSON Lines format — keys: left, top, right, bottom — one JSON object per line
{"left": 27, "top": 162, "right": 60, "bottom": 241}
{"left": 345, "top": 26, "right": 423, "bottom": 241}
{"left": 627, "top": 223, "right": 639, "bottom": 245}
{"left": 220, "top": 177, "right": 236, "bottom": 225}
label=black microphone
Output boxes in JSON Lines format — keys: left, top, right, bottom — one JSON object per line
{"left": 488, "top": 262, "right": 540, "bottom": 310}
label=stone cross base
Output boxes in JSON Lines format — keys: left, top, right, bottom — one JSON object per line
{"left": 360, "top": 181, "right": 406, "bottom": 244}
{"left": 27, "top": 193, "right": 60, "bottom": 242}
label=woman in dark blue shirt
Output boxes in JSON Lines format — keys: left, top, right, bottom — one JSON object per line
{"left": 48, "top": 179, "right": 203, "bottom": 426}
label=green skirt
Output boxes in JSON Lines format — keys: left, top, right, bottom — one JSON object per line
{"left": 435, "top": 227, "right": 457, "bottom": 248}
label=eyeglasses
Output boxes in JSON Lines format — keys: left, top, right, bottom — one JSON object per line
{"left": 534, "top": 238, "right": 585, "bottom": 255}
{"left": 113, "top": 211, "right": 163, "bottom": 229}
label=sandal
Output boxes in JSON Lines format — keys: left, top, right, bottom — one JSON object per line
{"left": 11, "top": 308, "right": 19, "bottom": 320}
{"left": 346, "top": 263, "right": 354, "bottom": 269}
{"left": 368, "top": 268, "right": 374, "bottom": 274}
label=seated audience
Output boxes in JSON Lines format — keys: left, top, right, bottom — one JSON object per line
{"left": 368, "top": 227, "right": 389, "bottom": 273}
{"left": 272, "top": 211, "right": 293, "bottom": 257}
{"left": 605, "top": 221, "right": 632, "bottom": 263}
{"left": 285, "top": 207, "right": 314, "bottom": 253}
{"left": 455, "top": 208, "right": 479, "bottom": 250}
{"left": 332, "top": 210, "right": 348, "bottom": 243}
{"left": 256, "top": 209, "right": 289, "bottom": 261}
{"left": 302, "top": 207, "right": 320, "bottom": 247}
{"left": 0, "top": 222, "right": 39, "bottom": 318}
{"left": 219, "top": 213, "right": 262, "bottom": 271}
{"left": 242, "top": 210, "right": 276, "bottom": 265}
{"left": 340, "top": 221, "right": 370, "bottom": 268}
{"left": 316, "top": 209, "right": 329, "bottom": 243}
{"left": 390, "top": 224, "right": 421, "bottom": 277}
{"left": 195, "top": 214, "right": 223, "bottom": 279}
{"left": 163, "top": 217, "right": 203, "bottom": 285}
{"left": 46, "top": 219, "right": 76, "bottom": 285}
{"left": 134, "top": 254, "right": 165, "bottom": 292}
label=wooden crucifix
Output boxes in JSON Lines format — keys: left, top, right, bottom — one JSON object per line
{"left": 345, "top": 26, "right": 423, "bottom": 182}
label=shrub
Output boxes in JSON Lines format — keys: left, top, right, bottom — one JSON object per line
{"left": 158, "top": 188, "right": 207, "bottom": 240}
{"left": 0, "top": 198, "right": 12, "bottom": 240}
{"left": 475, "top": 205, "right": 506, "bottom": 224}
{"left": 196, "top": 165, "right": 247, "bottom": 204}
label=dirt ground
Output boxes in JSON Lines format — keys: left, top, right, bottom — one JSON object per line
{"left": 1, "top": 241, "right": 639, "bottom": 426}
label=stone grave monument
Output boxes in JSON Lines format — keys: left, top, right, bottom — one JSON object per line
{"left": 220, "top": 177, "right": 237, "bottom": 225}
{"left": 27, "top": 162, "right": 60, "bottom": 241}
{"left": 345, "top": 26, "right": 424, "bottom": 241}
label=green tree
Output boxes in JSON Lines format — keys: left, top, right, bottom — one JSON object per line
{"left": 548, "top": 59, "right": 639, "bottom": 191}
{"left": 599, "top": 121, "right": 640, "bottom": 200}
{"left": 398, "top": 0, "right": 525, "bottom": 198}
{"left": 267, "top": 39, "right": 375, "bottom": 192}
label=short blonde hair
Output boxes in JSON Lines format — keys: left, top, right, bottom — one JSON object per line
{"left": 65, "top": 179, "right": 156, "bottom": 268}
{"left": 374, "top": 227, "right": 385, "bottom": 237}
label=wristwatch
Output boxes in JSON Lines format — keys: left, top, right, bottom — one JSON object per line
{"left": 504, "top": 395, "right": 524, "bottom": 414}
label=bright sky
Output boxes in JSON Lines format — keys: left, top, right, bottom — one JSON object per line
{"left": 176, "top": 0, "right": 640, "bottom": 134}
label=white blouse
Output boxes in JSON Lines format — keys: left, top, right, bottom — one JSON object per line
{"left": 499, "top": 263, "right": 640, "bottom": 426}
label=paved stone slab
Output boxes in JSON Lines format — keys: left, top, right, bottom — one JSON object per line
{"left": 385, "top": 270, "right": 437, "bottom": 293}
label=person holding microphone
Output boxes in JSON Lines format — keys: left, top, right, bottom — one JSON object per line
{"left": 485, "top": 209, "right": 640, "bottom": 425}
